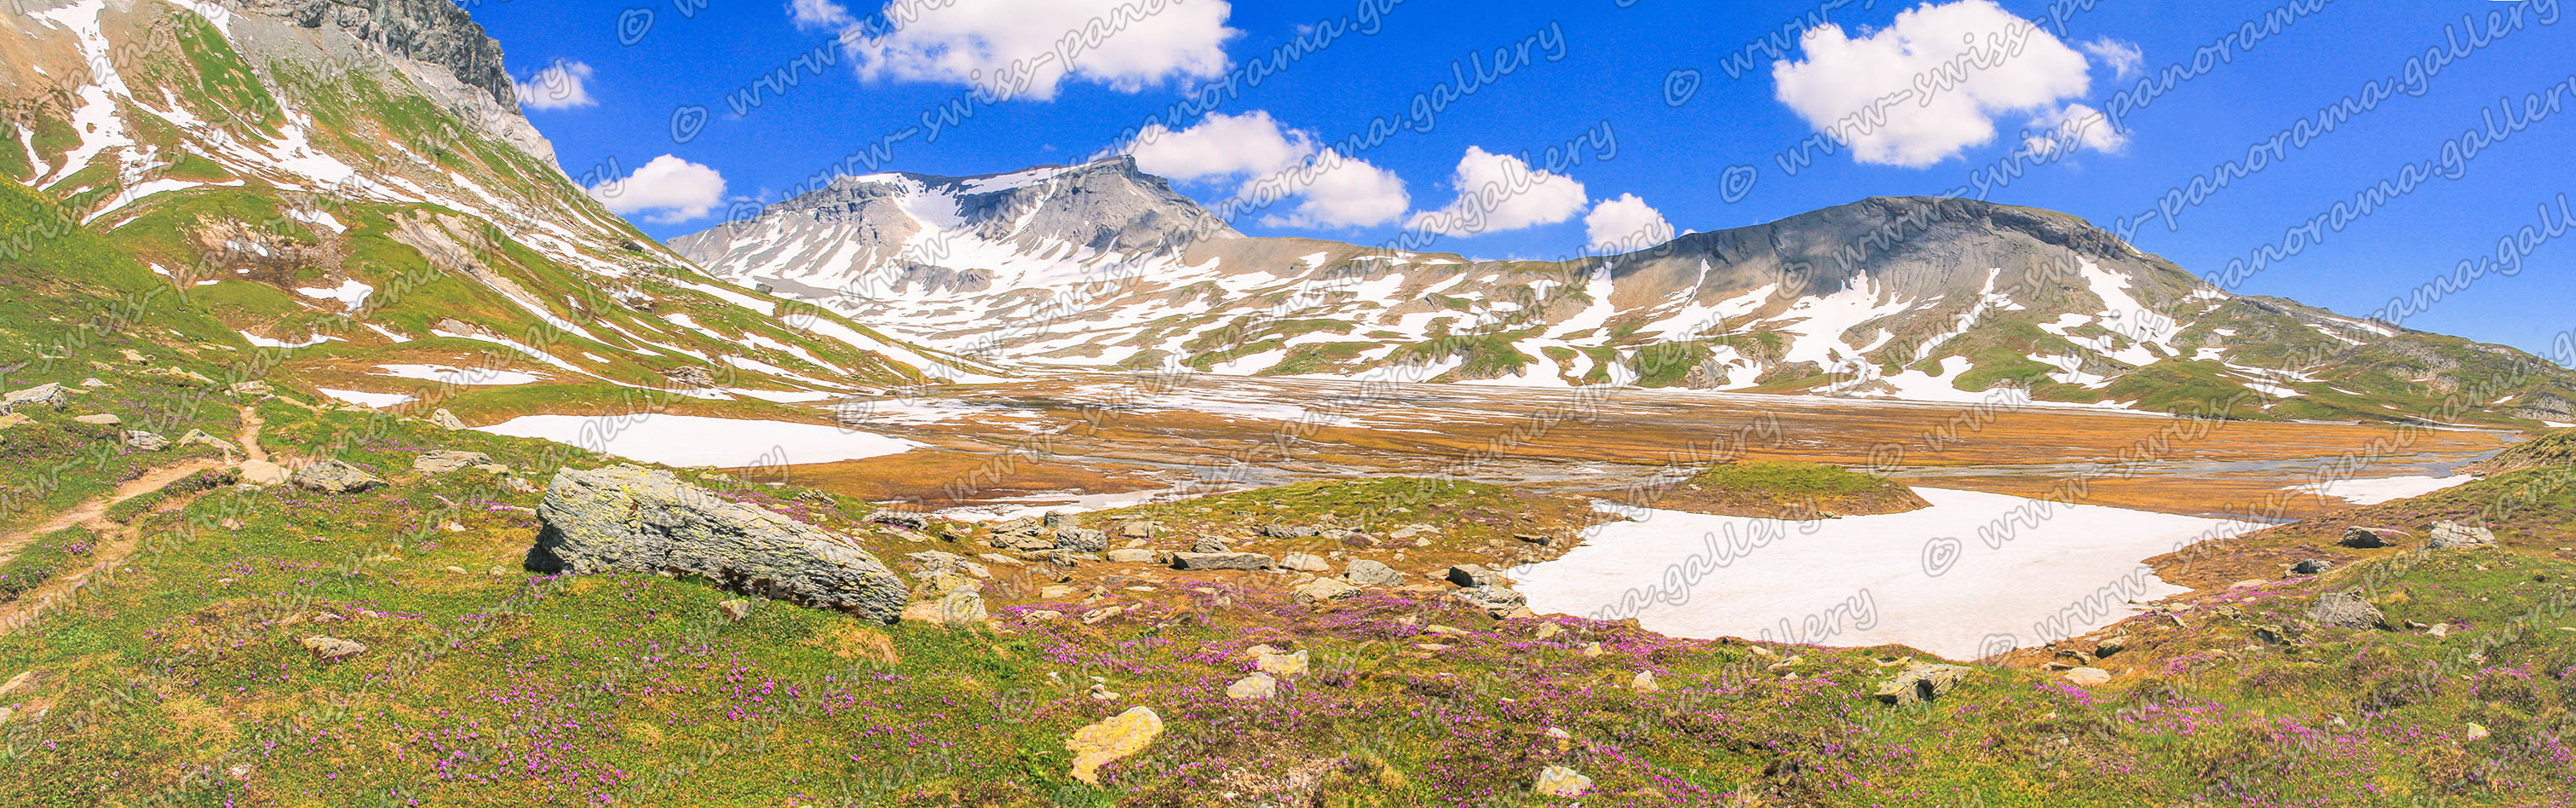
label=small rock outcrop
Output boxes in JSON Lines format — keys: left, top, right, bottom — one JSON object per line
{"left": 300, "top": 635, "right": 366, "bottom": 661}
{"left": 1874, "top": 662, "right": 1972, "bottom": 705}
{"left": 292, "top": 459, "right": 387, "bottom": 493}
{"left": 122, "top": 430, "right": 170, "bottom": 451}
{"left": 1279, "top": 551, "right": 1330, "bottom": 572}
{"left": 2340, "top": 526, "right": 2406, "bottom": 548}
{"left": 2289, "top": 559, "right": 2332, "bottom": 575}
{"left": 1446, "top": 564, "right": 1499, "bottom": 587}
{"left": 2308, "top": 590, "right": 2384, "bottom": 630}
{"left": 1, "top": 383, "right": 72, "bottom": 413}
{"left": 1343, "top": 559, "right": 1405, "bottom": 587}
{"left": 1533, "top": 765, "right": 1593, "bottom": 798}
{"left": 1225, "top": 672, "right": 1277, "bottom": 700}
{"left": 528, "top": 465, "right": 909, "bottom": 622}
{"left": 429, "top": 408, "right": 467, "bottom": 430}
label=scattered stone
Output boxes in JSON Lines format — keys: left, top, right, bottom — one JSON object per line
{"left": 871, "top": 511, "right": 929, "bottom": 530}
{"left": 2466, "top": 723, "right": 2490, "bottom": 742}
{"left": 122, "top": 430, "right": 170, "bottom": 451}
{"left": 1874, "top": 662, "right": 1973, "bottom": 705}
{"left": 717, "top": 599, "right": 753, "bottom": 621}
{"left": 2428, "top": 623, "right": 2452, "bottom": 638}
{"left": 300, "top": 635, "right": 366, "bottom": 662}
{"left": 1170, "top": 551, "right": 1272, "bottom": 571}
{"left": 2, "top": 383, "right": 72, "bottom": 412}
{"left": 442, "top": 565, "right": 468, "bottom": 574}
{"left": 1533, "top": 765, "right": 1592, "bottom": 798}
{"left": 1291, "top": 577, "right": 1359, "bottom": 603}
{"left": 1191, "top": 536, "right": 1232, "bottom": 553}
{"left": 504, "top": 477, "right": 540, "bottom": 493}
{"left": 1343, "top": 559, "right": 1405, "bottom": 587}
{"left": 527, "top": 465, "right": 909, "bottom": 621}
{"left": 1630, "top": 670, "right": 1661, "bottom": 693}
{"left": 1534, "top": 623, "right": 1562, "bottom": 640}
{"left": 1580, "top": 643, "right": 1603, "bottom": 657}
{"left": 429, "top": 408, "right": 466, "bottom": 430}
{"left": 2065, "top": 667, "right": 2112, "bottom": 686}
{"left": 1116, "top": 520, "right": 1157, "bottom": 539}
{"left": 1053, "top": 527, "right": 1108, "bottom": 553}
{"left": 1105, "top": 549, "right": 1160, "bottom": 563}
{"left": 1260, "top": 524, "right": 1319, "bottom": 539}
{"left": 1446, "top": 564, "right": 1499, "bottom": 588}
{"left": 1039, "top": 512, "right": 1071, "bottom": 528}
{"left": 2340, "top": 526, "right": 2406, "bottom": 548}
{"left": 1279, "top": 551, "right": 1330, "bottom": 572}
{"left": 230, "top": 380, "right": 269, "bottom": 395}
{"left": 0, "top": 413, "right": 28, "bottom": 430}
{"left": 78, "top": 378, "right": 105, "bottom": 388}
{"left": 2428, "top": 521, "right": 2497, "bottom": 549}
{"left": 291, "top": 459, "right": 388, "bottom": 493}
{"left": 1066, "top": 706, "right": 1163, "bottom": 785}
{"left": 1252, "top": 647, "right": 1309, "bottom": 677}
{"left": 2289, "top": 559, "right": 2333, "bottom": 575}
{"left": 2053, "top": 649, "right": 2096, "bottom": 667}
{"left": 2095, "top": 635, "right": 2129, "bottom": 658}
{"left": 2308, "top": 590, "right": 2384, "bottom": 630}
{"left": 73, "top": 413, "right": 122, "bottom": 425}
{"left": 413, "top": 450, "right": 494, "bottom": 474}
{"left": 1513, "top": 533, "right": 1556, "bottom": 546}
{"left": 1225, "top": 672, "right": 1278, "bottom": 700}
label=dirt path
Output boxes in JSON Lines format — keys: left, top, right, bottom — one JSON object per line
{"left": 0, "top": 406, "right": 270, "bottom": 635}
{"left": 0, "top": 459, "right": 220, "bottom": 564}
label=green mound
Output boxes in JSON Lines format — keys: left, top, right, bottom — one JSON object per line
{"left": 1655, "top": 460, "right": 1931, "bottom": 518}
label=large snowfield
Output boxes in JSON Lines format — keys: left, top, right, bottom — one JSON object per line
{"left": 1509, "top": 488, "right": 2254, "bottom": 660}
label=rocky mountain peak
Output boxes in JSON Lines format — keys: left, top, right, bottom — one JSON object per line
{"left": 228, "top": 0, "right": 516, "bottom": 107}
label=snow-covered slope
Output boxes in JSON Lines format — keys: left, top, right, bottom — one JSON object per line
{"left": 678, "top": 164, "right": 2576, "bottom": 426}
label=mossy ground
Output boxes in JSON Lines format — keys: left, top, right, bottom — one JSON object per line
{"left": 1652, "top": 460, "right": 1930, "bottom": 519}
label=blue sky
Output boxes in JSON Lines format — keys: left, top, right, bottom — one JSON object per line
{"left": 472, "top": 0, "right": 2573, "bottom": 357}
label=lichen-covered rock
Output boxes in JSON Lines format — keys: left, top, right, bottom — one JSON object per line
{"left": 413, "top": 449, "right": 493, "bottom": 474}
{"left": 1170, "top": 551, "right": 1271, "bottom": 570}
{"left": 527, "top": 465, "right": 908, "bottom": 622}
{"left": 2309, "top": 590, "right": 2384, "bottom": 629}
{"left": 1066, "top": 706, "right": 1163, "bottom": 785}
{"left": 1225, "top": 672, "right": 1277, "bottom": 700}
{"left": 1533, "top": 765, "right": 1592, "bottom": 798}
{"left": 292, "top": 459, "right": 387, "bottom": 493}
{"left": 1, "top": 383, "right": 72, "bottom": 413}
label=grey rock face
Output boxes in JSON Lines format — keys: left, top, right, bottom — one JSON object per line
{"left": 1191, "top": 536, "right": 1232, "bottom": 553}
{"left": 2427, "top": 521, "right": 2497, "bottom": 549}
{"left": 528, "top": 465, "right": 909, "bottom": 622}
{"left": 1054, "top": 527, "right": 1108, "bottom": 553}
{"left": 1343, "top": 559, "right": 1405, "bottom": 587}
{"left": 248, "top": 0, "right": 515, "bottom": 106}
{"left": 1261, "top": 524, "right": 1319, "bottom": 539}
{"left": 1170, "top": 551, "right": 1272, "bottom": 571}
{"left": 2341, "top": 527, "right": 2406, "bottom": 548}
{"left": 291, "top": 459, "right": 387, "bottom": 493}
{"left": 413, "top": 449, "right": 493, "bottom": 474}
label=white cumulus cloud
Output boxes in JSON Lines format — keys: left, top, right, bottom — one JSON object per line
{"left": 590, "top": 154, "right": 727, "bottom": 223}
{"left": 1769, "top": 0, "right": 2094, "bottom": 167}
{"left": 837, "top": 0, "right": 1238, "bottom": 101}
{"left": 787, "top": 0, "right": 852, "bottom": 30}
{"left": 1584, "top": 193, "right": 1676, "bottom": 253}
{"left": 2022, "top": 102, "right": 2125, "bottom": 157}
{"left": 1406, "top": 147, "right": 1590, "bottom": 237}
{"left": 2081, "top": 37, "right": 2144, "bottom": 79}
{"left": 1126, "top": 111, "right": 1407, "bottom": 228}
{"left": 515, "top": 61, "right": 597, "bottom": 110}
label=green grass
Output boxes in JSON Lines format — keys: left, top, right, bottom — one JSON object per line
{"left": 0, "top": 525, "right": 98, "bottom": 602}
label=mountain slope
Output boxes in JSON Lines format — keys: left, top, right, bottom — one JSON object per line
{"left": 677, "top": 161, "right": 2576, "bottom": 426}
{"left": 1, "top": 0, "right": 991, "bottom": 420}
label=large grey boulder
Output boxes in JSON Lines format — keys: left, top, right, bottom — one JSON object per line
{"left": 2340, "top": 526, "right": 2406, "bottom": 548}
{"left": 2427, "top": 522, "right": 2496, "bottom": 549}
{"left": 528, "top": 465, "right": 908, "bottom": 621}
{"left": 2, "top": 383, "right": 73, "bottom": 413}
{"left": 292, "top": 459, "right": 387, "bottom": 493}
